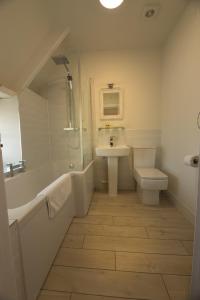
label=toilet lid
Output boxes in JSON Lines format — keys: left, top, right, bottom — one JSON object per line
{"left": 135, "top": 168, "right": 168, "bottom": 180}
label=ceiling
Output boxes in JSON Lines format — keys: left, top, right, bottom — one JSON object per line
{"left": 0, "top": 0, "right": 189, "bottom": 92}
{"left": 47, "top": 0, "right": 189, "bottom": 51}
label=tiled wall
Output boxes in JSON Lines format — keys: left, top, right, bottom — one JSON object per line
{"left": 41, "top": 81, "right": 82, "bottom": 176}
{"left": 19, "top": 88, "right": 51, "bottom": 170}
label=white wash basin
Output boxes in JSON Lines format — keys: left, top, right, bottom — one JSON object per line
{"left": 96, "top": 145, "right": 130, "bottom": 197}
{"left": 96, "top": 145, "right": 130, "bottom": 157}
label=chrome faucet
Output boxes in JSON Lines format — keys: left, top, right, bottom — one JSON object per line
{"left": 110, "top": 136, "right": 116, "bottom": 147}
{"left": 5, "top": 160, "right": 26, "bottom": 177}
{"left": 6, "top": 163, "right": 14, "bottom": 177}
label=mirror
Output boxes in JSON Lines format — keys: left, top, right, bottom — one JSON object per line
{"left": 100, "top": 88, "right": 123, "bottom": 119}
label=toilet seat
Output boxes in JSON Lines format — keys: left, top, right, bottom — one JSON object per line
{"left": 134, "top": 168, "right": 168, "bottom": 190}
{"left": 135, "top": 168, "right": 168, "bottom": 179}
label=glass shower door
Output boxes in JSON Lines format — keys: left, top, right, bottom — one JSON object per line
{"left": 81, "top": 78, "right": 93, "bottom": 169}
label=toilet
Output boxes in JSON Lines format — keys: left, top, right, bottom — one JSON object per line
{"left": 132, "top": 147, "right": 168, "bottom": 205}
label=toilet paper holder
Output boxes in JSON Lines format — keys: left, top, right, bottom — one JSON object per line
{"left": 184, "top": 155, "right": 199, "bottom": 168}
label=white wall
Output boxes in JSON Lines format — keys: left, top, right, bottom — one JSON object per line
{"left": 161, "top": 0, "right": 200, "bottom": 219}
{"left": 80, "top": 49, "right": 162, "bottom": 190}
{"left": 81, "top": 49, "right": 161, "bottom": 131}
{"left": 0, "top": 97, "right": 22, "bottom": 168}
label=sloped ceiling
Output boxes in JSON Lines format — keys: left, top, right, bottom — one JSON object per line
{"left": 0, "top": 0, "right": 188, "bottom": 92}
{"left": 0, "top": 0, "right": 69, "bottom": 92}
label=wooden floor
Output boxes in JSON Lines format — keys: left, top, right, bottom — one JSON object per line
{"left": 38, "top": 192, "right": 194, "bottom": 300}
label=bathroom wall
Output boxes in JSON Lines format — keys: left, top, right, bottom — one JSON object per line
{"left": 80, "top": 49, "right": 162, "bottom": 190}
{"left": 38, "top": 53, "right": 84, "bottom": 176}
{"left": 41, "top": 80, "right": 82, "bottom": 177}
{"left": 161, "top": 0, "right": 200, "bottom": 220}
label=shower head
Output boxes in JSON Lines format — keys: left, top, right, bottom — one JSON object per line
{"left": 52, "top": 55, "right": 72, "bottom": 88}
{"left": 52, "top": 55, "right": 71, "bottom": 80}
{"left": 52, "top": 55, "right": 69, "bottom": 66}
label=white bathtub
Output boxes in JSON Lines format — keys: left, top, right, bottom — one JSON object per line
{"left": 7, "top": 161, "right": 94, "bottom": 300}
{"left": 72, "top": 160, "right": 94, "bottom": 217}
{"left": 5, "top": 163, "right": 55, "bottom": 209}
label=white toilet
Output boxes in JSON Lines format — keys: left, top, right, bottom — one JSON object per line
{"left": 132, "top": 147, "right": 168, "bottom": 205}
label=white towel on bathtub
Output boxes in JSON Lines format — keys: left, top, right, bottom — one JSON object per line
{"left": 38, "top": 174, "right": 72, "bottom": 219}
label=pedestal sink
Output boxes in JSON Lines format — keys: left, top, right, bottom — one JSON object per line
{"left": 96, "top": 145, "right": 130, "bottom": 196}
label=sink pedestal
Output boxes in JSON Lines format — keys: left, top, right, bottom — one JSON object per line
{"left": 95, "top": 145, "right": 130, "bottom": 197}
{"left": 108, "top": 157, "right": 118, "bottom": 196}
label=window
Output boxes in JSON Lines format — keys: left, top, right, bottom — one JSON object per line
{"left": 0, "top": 94, "right": 22, "bottom": 172}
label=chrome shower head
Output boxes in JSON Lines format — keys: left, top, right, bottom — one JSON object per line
{"left": 52, "top": 55, "right": 72, "bottom": 89}
{"left": 52, "top": 55, "right": 69, "bottom": 65}
{"left": 52, "top": 55, "right": 70, "bottom": 73}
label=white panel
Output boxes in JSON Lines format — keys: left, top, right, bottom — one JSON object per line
{"left": 0, "top": 148, "right": 18, "bottom": 299}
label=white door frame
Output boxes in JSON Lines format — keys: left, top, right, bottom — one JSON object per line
{"left": 191, "top": 158, "right": 200, "bottom": 299}
{"left": 0, "top": 147, "right": 18, "bottom": 300}
{"left": 190, "top": 157, "right": 200, "bottom": 300}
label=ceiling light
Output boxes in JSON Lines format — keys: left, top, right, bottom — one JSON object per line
{"left": 143, "top": 4, "right": 160, "bottom": 19}
{"left": 145, "top": 9, "right": 156, "bottom": 18}
{"left": 99, "top": 0, "right": 124, "bottom": 9}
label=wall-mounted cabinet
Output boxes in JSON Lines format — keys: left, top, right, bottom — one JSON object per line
{"left": 100, "top": 87, "right": 123, "bottom": 120}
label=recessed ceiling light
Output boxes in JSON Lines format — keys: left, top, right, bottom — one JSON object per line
{"left": 143, "top": 4, "right": 160, "bottom": 19}
{"left": 145, "top": 9, "right": 156, "bottom": 18}
{"left": 99, "top": 0, "right": 124, "bottom": 9}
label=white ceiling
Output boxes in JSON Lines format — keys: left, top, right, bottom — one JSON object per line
{"left": 0, "top": 0, "right": 189, "bottom": 92}
{"left": 30, "top": 0, "right": 189, "bottom": 92}
{"left": 47, "top": 0, "right": 189, "bottom": 51}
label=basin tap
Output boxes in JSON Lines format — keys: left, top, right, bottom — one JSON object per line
{"left": 109, "top": 136, "right": 116, "bottom": 147}
{"left": 6, "top": 163, "right": 14, "bottom": 177}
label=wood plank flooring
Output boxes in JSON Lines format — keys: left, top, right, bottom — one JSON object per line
{"left": 38, "top": 192, "right": 194, "bottom": 300}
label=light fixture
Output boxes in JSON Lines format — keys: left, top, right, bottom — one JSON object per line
{"left": 99, "top": 0, "right": 124, "bottom": 9}
{"left": 145, "top": 9, "right": 156, "bottom": 18}
{"left": 143, "top": 4, "right": 160, "bottom": 19}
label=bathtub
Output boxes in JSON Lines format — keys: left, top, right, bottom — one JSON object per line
{"left": 7, "top": 161, "right": 94, "bottom": 300}
{"left": 72, "top": 160, "right": 94, "bottom": 216}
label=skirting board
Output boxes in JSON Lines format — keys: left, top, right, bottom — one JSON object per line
{"left": 165, "top": 190, "right": 195, "bottom": 225}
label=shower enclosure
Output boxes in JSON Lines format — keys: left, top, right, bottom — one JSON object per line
{"left": 40, "top": 53, "right": 93, "bottom": 177}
